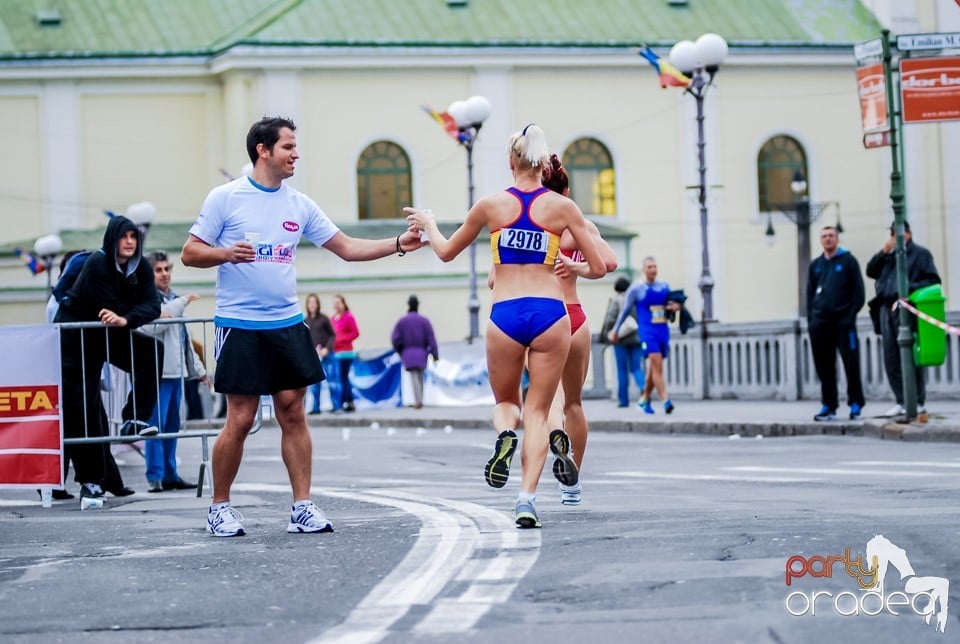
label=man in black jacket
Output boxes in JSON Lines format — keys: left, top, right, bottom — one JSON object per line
{"left": 807, "top": 226, "right": 866, "bottom": 421}
{"left": 865, "top": 221, "right": 940, "bottom": 417}
{"left": 55, "top": 216, "right": 162, "bottom": 503}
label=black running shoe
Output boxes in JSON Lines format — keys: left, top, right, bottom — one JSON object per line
{"left": 549, "top": 429, "right": 579, "bottom": 487}
{"left": 484, "top": 430, "right": 518, "bottom": 488}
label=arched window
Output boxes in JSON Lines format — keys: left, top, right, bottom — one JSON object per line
{"left": 757, "top": 136, "right": 807, "bottom": 212}
{"left": 561, "top": 138, "right": 616, "bottom": 216}
{"left": 357, "top": 141, "right": 412, "bottom": 220}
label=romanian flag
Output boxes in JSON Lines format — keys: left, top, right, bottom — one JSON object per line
{"left": 13, "top": 248, "right": 45, "bottom": 275}
{"left": 637, "top": 47, "right": 692, "bottom": 89}
{"left": 421, "top": 105, "right": 460, "bottom": 140}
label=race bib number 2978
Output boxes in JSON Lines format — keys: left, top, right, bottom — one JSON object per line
{"left": 499, "top": 227, "right": 547, "bottom": 252}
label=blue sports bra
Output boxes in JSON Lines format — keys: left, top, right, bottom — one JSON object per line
{"left": 490, "top": 187, "right": 561, "bottom": 265}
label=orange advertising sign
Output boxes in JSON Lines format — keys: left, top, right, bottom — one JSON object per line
{"left": 900, "top": 56, "right": 960, "bottom": 123}
{"left": 857, "top": 63, "right": 888, "bottom": 132}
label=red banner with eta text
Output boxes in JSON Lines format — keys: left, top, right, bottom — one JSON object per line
{"left": 0, "top": 326, "right": 62, "bottom": 487}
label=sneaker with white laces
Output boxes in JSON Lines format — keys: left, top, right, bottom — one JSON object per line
{"left": 207, "top": 504, "right": 245, "bottom": 537}
{"left": 288, "top": 501, "right": 334, "bottom": 533}
{"left": 120, "top": 419, "right": 159, "bottom": 437}
{"left": 559, "top": 481, "right": 582, "bottom": 506}
{"left": 515, "top": 497, "right": 541, "bottom": 529}
{"left": 80, "top": 482, "right": 104, "bottom": 499}
{"left": 881, "top": 404, "right": 906, "bottom": 418}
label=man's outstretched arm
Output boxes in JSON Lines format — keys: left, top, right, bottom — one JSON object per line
{"left": 322, "top": 229, "right": 426, "bottom": 261}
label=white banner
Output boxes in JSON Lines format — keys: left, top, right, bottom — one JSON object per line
{"left": 421, "top": 341, "right": 495, "bottom": 407}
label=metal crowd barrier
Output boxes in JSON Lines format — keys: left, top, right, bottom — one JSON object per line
{"left": 57, "top": 317, "right": 264, "bottom": 498}
{"left": 587, "top": 313, "right": 960, "bottom": 401}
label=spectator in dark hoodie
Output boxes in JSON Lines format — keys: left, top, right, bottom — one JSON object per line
{"left": 807, "top": 225, "right": 866, "bottom": 422}
{"left": 391, "top": 294, "right": 439, "bottom": 409}
{"left": 865, "top": 221, "right": 941, "bottom": 417}
{"left": 55, "top": 215, "right": 162, "bottom": 504}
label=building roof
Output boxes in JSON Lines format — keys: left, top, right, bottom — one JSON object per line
{"left": 1, "top": 0, "right": 883, "bottom": 60}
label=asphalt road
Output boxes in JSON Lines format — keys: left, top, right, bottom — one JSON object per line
{"left": 1, "top": 423, "right": 958, "bottom": 643}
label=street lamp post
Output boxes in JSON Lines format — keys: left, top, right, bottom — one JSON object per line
{"left": 33, "top": 234, "right": 63, "bottom": 295}
{"left": 445, "top": 96, "right": 492, "bottom": 343}
{"left": 766, "top": 170, "right": 841, "bottom": 318}
{"left": 669, "top": 33, "right": 728, "bottom": 323}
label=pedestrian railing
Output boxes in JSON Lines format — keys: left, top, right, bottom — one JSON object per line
{"left": 675, "top": 313, "right": 960, "bottom": 400}
{"left": 57, "top": 317, "right": 264, "bottom": 497}
{"left": 589, "top": 312, "right": 960, "bottom": 401}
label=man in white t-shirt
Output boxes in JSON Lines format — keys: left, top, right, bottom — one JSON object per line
{"left": 182, "top": 116, "right": 425, "bottom": 537}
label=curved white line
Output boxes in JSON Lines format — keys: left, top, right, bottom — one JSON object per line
{"left": 308, "top": 489, "right": 541, "bottom": 643}
{"left": 230, "top": 483, "right": 542, "bottom": 642}
{"left": 309, "top": 489, "right": 477, "bottom": 644}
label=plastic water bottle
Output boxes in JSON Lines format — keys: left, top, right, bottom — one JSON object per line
{"left": 40, "top": 489, "right": 53, "bottom": 508}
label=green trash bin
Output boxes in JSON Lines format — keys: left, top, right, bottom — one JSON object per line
{"left": 908, "top": 284, "right": 947, "bottom": 366}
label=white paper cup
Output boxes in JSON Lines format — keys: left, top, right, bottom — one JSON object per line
{"left": 419, "top": 209, "right": 432, "bottom": 243}
{"left": 80, "top": 496, "right": 104, "bottom": 510}
{"left": 243, "top": 232, "right": 261, "bottom": 245}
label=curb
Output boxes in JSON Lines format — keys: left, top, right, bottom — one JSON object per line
{"left": 298, "top": 415, "right": 960, "bottom": 442}
{"left": 862, "top": 420, "right": 960, "bottom": 442}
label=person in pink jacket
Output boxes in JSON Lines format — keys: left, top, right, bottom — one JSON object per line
{"left": 330, "top": 293, "right": 359, "bottom": 412}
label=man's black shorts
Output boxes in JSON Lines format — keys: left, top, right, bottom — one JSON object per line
{"left": 213, "top": 322, "right": 325, "bottom": 395}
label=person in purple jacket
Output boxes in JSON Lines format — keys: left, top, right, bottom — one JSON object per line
{"left": 391, "top": 295, "right": 439, "bottom": 409}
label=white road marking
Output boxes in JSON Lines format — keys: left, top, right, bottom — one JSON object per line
{"left": 305, "top": 488, "right": 540, "bottom": 643}
{"left": 386, "top": 492, "right": 540, "bottom": 635}
{"left": 606, "top": 471, "right": 815, "bottom": 483}
{"left": 837, "top": 460, "right": 960, "bottom": 468}
{"left": 724, "top": 466, "right": 942, "bottom": 477}
{"left": 0, "top": 499, "right": 43, "bottom": 508}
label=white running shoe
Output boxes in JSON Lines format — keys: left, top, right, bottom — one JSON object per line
{"left": 207, "top": 505, "right": 245, "bottom": 537}
{"left": 881, "top": 404, "right": 906, "bottom": 417}
{"left": 559, "top": 482, "right": 582, "bottom": 506}
{"left": 288, "top": 501, "right": 334, "bottom": 533}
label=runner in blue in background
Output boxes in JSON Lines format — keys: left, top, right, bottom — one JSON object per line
{"left": 609, "top": 257, "right": 679, "bottom": 415}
